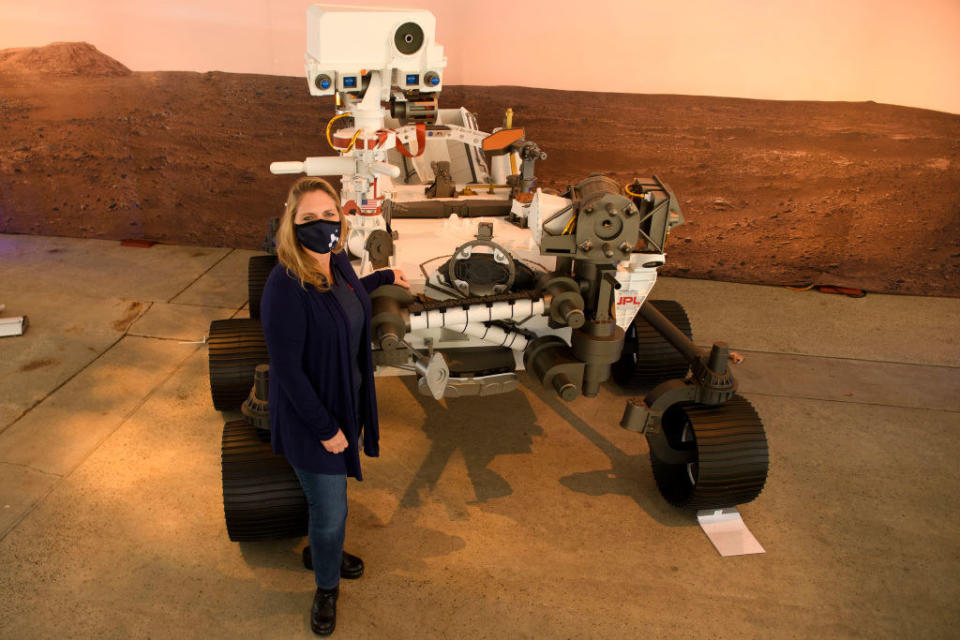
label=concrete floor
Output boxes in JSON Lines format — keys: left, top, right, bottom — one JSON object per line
{"left": 1, "top": 232, "right": 958, "bottom": 639}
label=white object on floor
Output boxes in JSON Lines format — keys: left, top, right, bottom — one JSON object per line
{"left": 697, "top": 507, "right": 765, "bottom": 557}
{"left": 0, "top": 304, "right": 28, "bottom": 337}
{"left": 0, "top": 315, "right": 28, "bottom": 337}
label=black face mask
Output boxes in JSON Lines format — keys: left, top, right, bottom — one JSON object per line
{"left": 295, "top": 219, "right": 340, "bottom": 254}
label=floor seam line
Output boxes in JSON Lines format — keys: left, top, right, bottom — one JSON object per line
{"left": 742, "top": 390, "right": 960, "bottom": 413}
{"left": 0, "top": 483, "right": 61, "bottom": 541}
{"left": 166, "top": 248, "right": 235, "bottom": 304}
{"left": 0, "top": 461, "right": 63, "bottom": 478}
{"left": 165, "top": 301, "right": 243, "bottom": 310}
{"left": 1, "top": 334, "right": 129, "bottom": 436}
{"left": 126, "top": 333, "right": 206, "bottom": 342}
{"left": 0, "top": 300, "right": 153, "bottom": 436}
{"left": 55, "top": 343, "right": 203, "bottom": 476}
{"left": 0, "top": 343, "right": 203, "bottom": 543}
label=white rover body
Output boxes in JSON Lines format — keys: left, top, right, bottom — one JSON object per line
{"left": 211, "top": 6, "right": 769, "bottom": 542}
{"left": 270, "top": 5, "right": 681, "bottom": 399}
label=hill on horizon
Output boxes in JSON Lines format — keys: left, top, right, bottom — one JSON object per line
{"left": 0, "top": 42, "right": 130, "bottom": 77}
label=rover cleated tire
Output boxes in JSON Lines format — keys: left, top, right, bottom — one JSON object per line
{"left": 209, "top": 319, "right": 269, "bottom": 411}
{"left": 248, "top": 254, "right": 278, "bottom": 321}
{"left": 221, "top": 420, "right": 307, "bottom": 541}
{"left": 612, "top": 299, "right": 692, "bottom": 390}
{"left": 648, "top": 395, "right": 768, "bottom": 510}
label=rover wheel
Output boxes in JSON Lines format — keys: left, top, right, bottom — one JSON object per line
{"left": 648, "top": 395, "right": 768, "bottom": 510}
{"left": 221, "top": 420, "right": 307, "bottom": 541}
{"left": 208, "top": 318, "right": 269, "bottom": 411}
{"left": 612, "top": 299, "right": 692, "bottom": 390}
{"left": 248, "top": 254, "right": 278, "bottom": 320}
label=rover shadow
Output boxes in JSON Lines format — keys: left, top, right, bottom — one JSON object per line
{"left": 397, "top": 376, "right": 542, "bottom": 513}
{"left": 521, "top": 373, "right": 694, "bottom": 528}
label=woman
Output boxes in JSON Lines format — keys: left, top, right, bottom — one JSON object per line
{"left": 260, "top": 176, "right": 409, "bottom": 636}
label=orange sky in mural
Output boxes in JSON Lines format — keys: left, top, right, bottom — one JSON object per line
{"left": 1, "top": 0, "right": 958, "bottom": 114}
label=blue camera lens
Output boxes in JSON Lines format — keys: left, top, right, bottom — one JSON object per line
{"left": 406, "top": 74, "right": 419, "bottom": 85}
{"left": 320, "top": 78, "right": 331, "bottom": 89}
{"left": 344, "top": 76, "right": 357, "bottom": 88}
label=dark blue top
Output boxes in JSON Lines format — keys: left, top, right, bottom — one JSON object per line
{"left": 329, "top": 268, "right": 364, "bottom": 395}
{"left": 260, "top": 251, "right": 395, "bottom": 479}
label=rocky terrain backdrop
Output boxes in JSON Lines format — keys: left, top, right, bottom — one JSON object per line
{"left": 1, "top": 43, "right": 958, "bottom": 296}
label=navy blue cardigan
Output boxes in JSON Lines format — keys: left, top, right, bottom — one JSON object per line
{"left": 260, "top": 251, "right": 395, "bottom": 479}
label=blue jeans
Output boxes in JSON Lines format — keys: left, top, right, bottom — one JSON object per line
{"left": 292, "top": 467, "right": 347, "bottom": 590}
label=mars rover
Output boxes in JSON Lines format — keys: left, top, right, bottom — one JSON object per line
{"left": 210, "top": 5, "right": 768, "bottom": 541}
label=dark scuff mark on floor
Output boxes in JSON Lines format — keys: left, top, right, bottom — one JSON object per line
{"left": 112, "top": 301, "right": 145, "bottom": 331}
{"left": 18, "top": 358, "right": 59, "bottom": 372}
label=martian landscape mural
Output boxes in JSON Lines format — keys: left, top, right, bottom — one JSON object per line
{"left": 1, "top": 42, "right": 958, "bottom": 296}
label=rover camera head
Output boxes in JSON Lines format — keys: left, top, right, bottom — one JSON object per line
{"left": 304, "top": 5, "right": 447, "bottom": 98}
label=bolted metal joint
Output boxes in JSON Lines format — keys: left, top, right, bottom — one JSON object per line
{"left": 370, "top": 284, "right": 416, "bottom": 350}
{"left": 524, "top": 336, "right": 585, "bottom": 402}
{"left": 621, "top": 399, "right": 661, "bottom": 433}
{"left": 241, "top": 364, "right": 271, "bottom": 431}
{"left": 690, "top": 342, "right": 738, "bottom": 405}
{"left": 541, "top": 275, "right": 586, "bottom": 329}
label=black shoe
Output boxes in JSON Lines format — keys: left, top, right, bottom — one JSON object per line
{"left": 340, "top": 552, "right": 364, "bottom": 580}
{"left": 302, "top": 547, "right": 365, "bottom": 580}
{"left": 311, "top": 586, "right": 338, "bottom": 636}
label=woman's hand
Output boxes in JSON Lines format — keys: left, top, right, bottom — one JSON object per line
{"left": 392, "top": 268, "right": 411, "bottom": 289}
{"left": 321, "top": 429, "right": 349, "bottom": 454}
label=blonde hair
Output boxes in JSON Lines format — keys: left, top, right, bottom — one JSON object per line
{"left": 275, "top": 177, "right": 350, "bottom": 291}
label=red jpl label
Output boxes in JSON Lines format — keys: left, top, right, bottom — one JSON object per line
{"left": 617, "top": 296, "right": 640, "bottom": 305}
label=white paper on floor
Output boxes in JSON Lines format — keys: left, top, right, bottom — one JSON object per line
{"left": 0, "top": 311, "right": 29, "bottom": 338}
{"left": 697, "top": 507, "right": 765, "bottom": 557}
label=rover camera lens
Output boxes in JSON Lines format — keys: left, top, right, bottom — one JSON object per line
{"left": 394, "top": 22, "right": 424, "bottom": 54}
